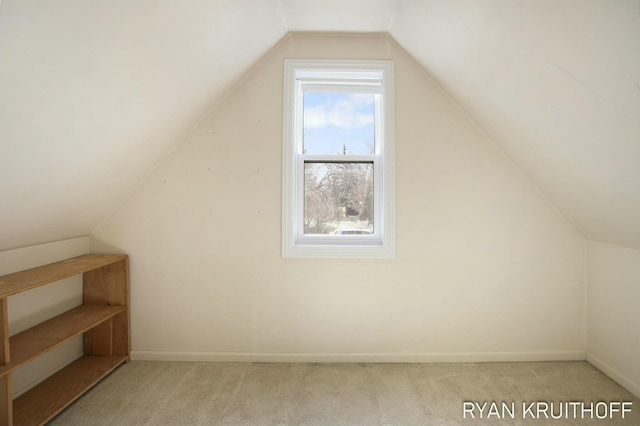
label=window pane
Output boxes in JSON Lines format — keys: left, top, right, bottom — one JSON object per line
{"left": 304, "top": 162, "right": 374, "bottom": 235}
{"left": 303, "top": 92, "right": 375, "bottom": 155}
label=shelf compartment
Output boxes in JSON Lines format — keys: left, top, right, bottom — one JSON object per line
{"left": 0, "top": 254, "right": 128, "bottom": 299}
{"left": 13, "top": 354, "right": 127, "bottom": 426}
{"left": 0, "top": 305, "right": 126, "bottom": 378}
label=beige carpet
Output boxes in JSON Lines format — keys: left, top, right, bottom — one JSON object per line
{"left": 49, "top": 361, "right": 639, "bottom": 425}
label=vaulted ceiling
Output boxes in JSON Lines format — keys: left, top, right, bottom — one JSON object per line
{"left": 1, "top": 0, "right": 639, "bottom": 251}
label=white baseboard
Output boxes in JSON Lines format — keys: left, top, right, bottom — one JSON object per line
{"left": 132, "top": 350, "right": 586, "bottom": 364}
{"left": 587, "top": 351, "right": 640, "bottom": 399}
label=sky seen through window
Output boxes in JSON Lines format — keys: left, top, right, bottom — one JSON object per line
{"left": 303, "top": 92, "right": 375, "bottom": 155}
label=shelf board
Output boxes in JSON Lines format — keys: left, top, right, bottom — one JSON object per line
{"left": 0, "top": 254, "right": 128, "bottom": 299}
{"left": 13, "top": 355, "right": 127, "bottom": 426}
{"left": 0, "top": 305, "right": 126, "bottom": 377}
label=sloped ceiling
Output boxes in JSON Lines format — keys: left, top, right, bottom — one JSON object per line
{"left": 0, "top": 0, "right": 287, "bottom": 251}
{"left": 392, "top": 0, "right": 640, "bottom": 249}
{"left": 1, "top": 0, "right": 639, "bottom": 251}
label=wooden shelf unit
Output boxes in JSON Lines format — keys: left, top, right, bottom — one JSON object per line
{"left": 0, "top": 254, "right": 130, "bottom": 426}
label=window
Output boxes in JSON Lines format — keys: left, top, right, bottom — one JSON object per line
{"left": 282, "top": 60, "right": 395, "bottom": 258}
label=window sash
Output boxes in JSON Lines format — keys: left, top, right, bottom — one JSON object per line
{"left": 296, "top": 158, "right": 381, "bottom": 242}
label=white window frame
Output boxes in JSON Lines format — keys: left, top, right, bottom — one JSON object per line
{"left": 282, "top": 59, "right": 395, "bottom": 258}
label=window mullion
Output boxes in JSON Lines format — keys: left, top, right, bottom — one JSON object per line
{"left": 301, "top": 154, "right": 377, "bottom": 163}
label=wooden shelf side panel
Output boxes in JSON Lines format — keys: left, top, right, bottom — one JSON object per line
{"left": 83, "top": 258, "right": 128, "bottom": 306}
{"left": 83, "top": 258, "right": 130, "bottom": 359}
{"left": 0, "top": 299, "right": 9, "bottom": 365}
{"left": 84, "top": 319, "right": 112, "bottom": 356}
{"left": 0, "top": 376, "right": 11, "bottom": 426}
{"left": 111, "top": 310, "right": 129, "bottom": 357}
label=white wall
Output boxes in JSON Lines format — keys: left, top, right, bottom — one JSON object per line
{"left": 587, "top": 241, "right": 640, "bottom": 397}
{"left": 0, "top": 237, "right": 88, "bottom": 396}
{"left": 91, "top": 33, "right": 586, "bottom": 362}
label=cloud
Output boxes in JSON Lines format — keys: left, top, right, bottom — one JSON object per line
{"left": 304, "top": 93, "right": 374, "bottom": 130}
